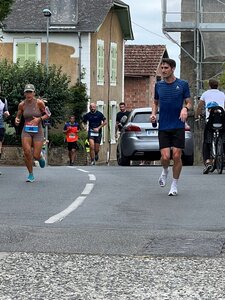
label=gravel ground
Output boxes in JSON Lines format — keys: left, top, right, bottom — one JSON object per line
{"left": 0, "top": 252, "right": 225, "bottom": 300}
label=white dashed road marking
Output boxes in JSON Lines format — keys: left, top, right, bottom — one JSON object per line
{"left": 81, "top": 183, "right": 94, "bottom": 195}
{"left": 45, "top": 196, "right": 86, "bottom": 224}
{"left": 77, "top": 168, "right": 89, "bottom": 173}
{"left": 88, "top": 174, "right": 96, "bottom": 181}
{"left": 45, "top": 168, "right": 95, "bottom": 224}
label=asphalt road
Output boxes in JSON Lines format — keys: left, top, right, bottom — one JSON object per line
{"left": 1, "top": 164, "right": 225, "bottom": 299}
{"left": 1, "top": 164, "right": 225, "bottom": 255}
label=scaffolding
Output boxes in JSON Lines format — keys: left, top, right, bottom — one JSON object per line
{"left": 161, "top": 0, "right": 225, "bottom": 98}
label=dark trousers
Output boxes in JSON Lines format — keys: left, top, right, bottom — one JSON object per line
{"left": 202, "top": 124, "right": 225, "bottom": 163}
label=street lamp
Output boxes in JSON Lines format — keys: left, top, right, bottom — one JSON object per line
{"left": 43, "top": 8, "right": 52, "bottom": 74}
{"left": 43, "top": 8, "right": 52, "bottom": 166}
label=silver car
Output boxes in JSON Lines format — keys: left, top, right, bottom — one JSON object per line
{"left": 117, "top": 107, "right": 194, "bottom": 166}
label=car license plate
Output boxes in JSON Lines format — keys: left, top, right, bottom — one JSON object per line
{"left": 146, "top": 130, "right": 158, "bottom": 136}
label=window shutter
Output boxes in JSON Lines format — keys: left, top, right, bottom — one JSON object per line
{"left": 17, "top": 43, "right": 26, "bottom": 65}
{"left": 97, "top": 40, "right": 104, "bottom": 85}
{"left": 110, "top": 43, "right": 117, "bottom": 86}
{"left": 27, "top": 43, "right": 37, "bottom": 63}
{"left": 16, "top": 42, "right": 37, "bottom": 66}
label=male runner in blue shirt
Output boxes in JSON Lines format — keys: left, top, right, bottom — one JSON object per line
{"left": 151, "top": 58, "right": 192, "bottom": 196}
{"left": 82, "top": 103, "right": 107, "bottom": 165}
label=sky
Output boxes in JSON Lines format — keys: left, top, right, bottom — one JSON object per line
{"left": 124, "top": 0, "right": 181, "bottom": 76}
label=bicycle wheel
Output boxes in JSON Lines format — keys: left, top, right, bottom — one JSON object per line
{"left": 215, "top": 136, "right": 224, "bottom": 174}
{"left": 210, "top": 138, "right": 217, "bottom": 173}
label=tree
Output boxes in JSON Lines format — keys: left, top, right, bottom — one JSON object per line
{"left": 0, "top": 0, "right": 14, "bottom": 23}
{"left": 0, "top": 59, "right": 89, "bottom": 146}
{"left": 0, "top": 60, "right": 71, "bottom": 127}
{"left": 67, "top": 81, "right": 89, "bottom": 122}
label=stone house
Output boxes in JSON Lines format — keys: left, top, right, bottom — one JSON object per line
{"left": 0, "top": 0, "right": 133, "bottom": 163}
{"left": 124, "top": 45, "right": 168, "bottom": 110}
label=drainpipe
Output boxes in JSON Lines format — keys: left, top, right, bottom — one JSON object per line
{"left": 78, "top": 32, "right": 82, "bottom": 84}
{"left": 196, "top": 0, "right": 200, "bottom": 99}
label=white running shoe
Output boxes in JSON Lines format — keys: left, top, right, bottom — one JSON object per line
{"left": 158, "top": 174, "right": 167, "bottom": 187}
{"left": 168, "top": 186, "right": 178, "bottom": 196}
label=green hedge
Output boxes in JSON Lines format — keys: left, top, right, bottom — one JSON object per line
{"left": 3, "top": 132, "right": 21, "bottom": 145}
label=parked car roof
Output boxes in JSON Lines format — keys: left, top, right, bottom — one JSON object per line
{"left": 129, "top": 107, "right": 152, "bottom": 113}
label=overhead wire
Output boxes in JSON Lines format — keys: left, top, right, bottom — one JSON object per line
{"left": 131, "top": 21, "right": 194, "bottom": 61}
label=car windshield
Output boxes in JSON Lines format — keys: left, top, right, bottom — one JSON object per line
{"left": 132, "top": 112, "right": 151, "bottom": 123}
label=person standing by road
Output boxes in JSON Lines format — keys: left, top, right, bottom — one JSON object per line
{"left": 196, "top": 79, "right": 225, "bottom": 174}
{"left": 82, "top": 103, "right": 107, "bottom": 165}
{"left": 0, "top": 96, "right": 10, "bottom": 175}
{"left": 63, "top": 115, "right": 80, "bottom": 166}
{"left": 115, "top": 102, "right": 130, "bottom": 139}
{"left": 15, "top": 84, "right": 49, "bottom": 182}
{"left": 150, "top": 58, "right": 192, "bottom": 196}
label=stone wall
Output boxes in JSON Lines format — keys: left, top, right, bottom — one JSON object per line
{"left": 0, "top": 146, "right": 88, "bottom": 166}
{"left": 188, "top": 114, "right": 204, "bottom": 166}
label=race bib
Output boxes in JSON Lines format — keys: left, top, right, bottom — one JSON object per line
{"left": 24, "top": 125, "right": 38, "bottom": 133}
{"left": 90, "top": 131, "right": 99, "bottom": 137}
{"left": 69, "top": 133, "right": 76, "bottom": 138}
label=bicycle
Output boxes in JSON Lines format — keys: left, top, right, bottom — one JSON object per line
{"left": 196, "top": 104, "right": 225, "bottom": 174}
{"left": 209, "top": 123, "right": 224, "bottom": 174}
{"left": 207, "top": 106, "right": 225, "bottom": 174}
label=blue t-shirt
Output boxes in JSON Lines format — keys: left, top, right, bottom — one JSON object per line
{"left": 154, "top": 78, "right": 190, "bottom": 130}
{"left": 63, "top": 122, "right": 80, "bottom": 131}
{"left": 82, "top": 111, "right": 106, "bottom": 134}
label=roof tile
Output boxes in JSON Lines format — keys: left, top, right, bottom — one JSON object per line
{"left": 125, "top": 45, "right": 168, "bottom": 77}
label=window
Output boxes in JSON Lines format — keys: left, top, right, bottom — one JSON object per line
{"left": 133, "top": 112, "right": 151, "bottom": 123}
{"left": 97, "top": 100, "right": 105, "bottom": 143}
{"left": 14, "top": 39, "right": 41, "bottom": 66}
{"left": 97, "top": 40, "right": 104, "bottom": 85}
{"left": 132, "top": 112, "right": 159, "bottom": 123}
{"left": 50, "top": 0, "right": 78, "bottom": 26}
{"left": 110, "top": 42, "right": 117, "bottom": 86}
{"left": 109, "top": 101, "right": 117, "bottom": 143}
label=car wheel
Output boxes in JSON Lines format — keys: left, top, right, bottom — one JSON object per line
{"left": 120, "top": 154, "right": 130, "bottom": 166}
{"left": 117, "top": 147, "right": 130, "bottom": 166}
{"left": 117, "top": 146, "right": 122, "bottom": 166}
{"left": 182, "top": 154, "right": 194, "bottom": 166}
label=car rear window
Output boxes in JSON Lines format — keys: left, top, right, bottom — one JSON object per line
{"left": 132, "top": 112, "right": 151, "bottom": 123}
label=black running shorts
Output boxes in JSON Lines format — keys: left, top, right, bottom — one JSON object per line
{"left": 158, "top": 128, "right": 185, "bottom": 150}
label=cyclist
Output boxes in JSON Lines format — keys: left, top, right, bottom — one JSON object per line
{"left": 202, "top": 101, "right": 224, "bottom": 174}
{"left": 196, "top": 79, "right": 225, "bottom": 174}
{"left": 196, "top": 79, "right": 225, "bottom": 120}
